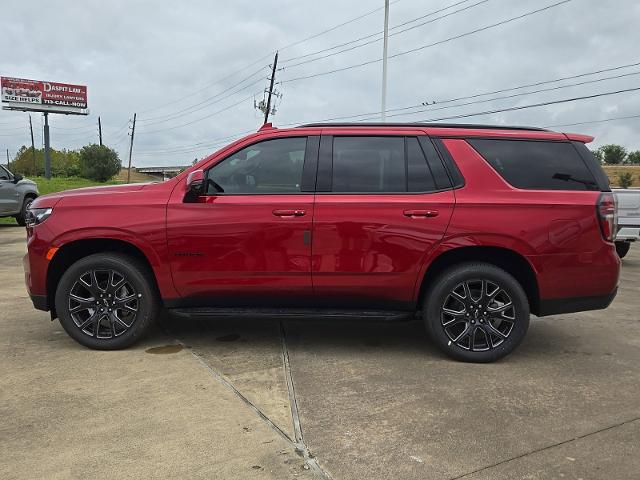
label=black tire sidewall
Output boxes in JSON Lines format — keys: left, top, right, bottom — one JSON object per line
{"left": 55, "top": 253, "right": 157, "bottom": 350}
{"left": 615, "top": 241, "right": 630, "bottom": 259}
{"left": 425, "top": 263, "right": 530, "bottom": 363}
{"left": 15, "top": 197, "right": 33, "bottom": 226}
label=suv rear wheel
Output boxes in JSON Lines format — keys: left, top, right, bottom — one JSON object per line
{"left": 55, "top": 253, "right": 158, "bottom": 349}
{"left": 424, "top": 263, "right": 530, "bottom": 362}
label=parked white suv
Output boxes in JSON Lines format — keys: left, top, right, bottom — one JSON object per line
{"left": 613, "top": 188, "right": 640, "bottom": 258}
{"left": 0, "top": 165, "right": 39, "bottom": 226}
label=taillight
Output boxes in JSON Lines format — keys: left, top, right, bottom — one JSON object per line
{"left": 596, "top": 192, "right": 617, "bottom": 242}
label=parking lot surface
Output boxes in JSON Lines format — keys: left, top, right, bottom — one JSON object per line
{"left": 1, "top": 224, "right": 639, "bottom": 479}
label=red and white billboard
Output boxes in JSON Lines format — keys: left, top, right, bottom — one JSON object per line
{"left": 1, "top": 76, "right": 88, "bottom": 115}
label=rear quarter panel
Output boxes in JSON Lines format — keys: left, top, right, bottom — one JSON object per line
{"left": 437, "top": 138, "right": 619, "bottom": 300}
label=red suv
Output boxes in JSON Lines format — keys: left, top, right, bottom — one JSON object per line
{"left": 23, "top": 123, "right": 620, "bottom": 362}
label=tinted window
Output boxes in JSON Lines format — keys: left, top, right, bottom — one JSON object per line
{"left": 332, "top": 137, "right": 405, "bottom": 192}
{"left": 207, "top": 137, "right": 306, "bottom": 194}
{"left": 468, "top": 139, "right": 598, "bottom": 191}
{"left": 407, "top": 137, "right": 436, "bottom": 192}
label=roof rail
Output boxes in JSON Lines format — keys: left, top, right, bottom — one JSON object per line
{"left": 296, "top": 122, "right": 549, "bottom": 132}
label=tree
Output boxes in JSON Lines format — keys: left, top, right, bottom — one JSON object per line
{"left": 10, "top": 145, "right": 81, "bottom": 177}
{"left": 598, "top": 144, "right": 627, "bottom": 165}
{"left": 591, "top": 148, "right": 604, "bottom": 164}
{"left": 618, "top": 172, "right": 634, "bottom": 189}
{"left": 80, "top": 144, "right": 121, "bottom": 182}
{"left": 627, "top": 150, "right": 640, "bottom": 165}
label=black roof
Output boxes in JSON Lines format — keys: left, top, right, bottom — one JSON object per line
{"left": 296, "top": 122, "right": 549, "bottom": 132}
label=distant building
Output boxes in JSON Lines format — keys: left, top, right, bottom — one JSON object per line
{"left": 134, "top": 165, "right": 189, "bottom": 181}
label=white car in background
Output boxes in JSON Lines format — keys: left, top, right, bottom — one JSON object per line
{"left": 614, "top": 188, "right": 640, "bottom": 258}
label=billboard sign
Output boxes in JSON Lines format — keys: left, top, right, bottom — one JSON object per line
{"left": 1, "top": 76, "right": 88, "bottom": 115}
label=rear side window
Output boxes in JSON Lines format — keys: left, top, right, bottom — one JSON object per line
{"left": 332, "top": 137, "right": 405, "bottom": 192}
{"left": 468, "top": 139, "right": 599, "bottom": 191}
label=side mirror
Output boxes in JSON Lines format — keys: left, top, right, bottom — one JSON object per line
{"left": 13, "top": 173, "right": 23, "bottom": 183}
{"left": 185, "top": 169, "right": 204, "bottom": 201}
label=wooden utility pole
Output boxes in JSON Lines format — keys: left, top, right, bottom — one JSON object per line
{"left": 126, "top": 113, "right": 136, "bottom": 183}
{"left": 98, "top": 116, "right": 103, "bottom": 146}
{"left": 381, "top": 0, "right": 390, "bottom": 121}
{"left": 264, "top": 52, "right": 279, "bottom": 124}
{"left": 29, "top": 115, "right": 36, "bottom": 174}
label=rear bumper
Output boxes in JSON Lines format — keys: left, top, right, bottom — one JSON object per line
{"left": 616, "top": 226, "right": 640, "bottom": 241}
{"left": 537, "top": 288, "right": 618, "bottom": 317}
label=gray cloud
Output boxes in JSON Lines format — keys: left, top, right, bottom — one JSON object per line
{"left": 1, "top": 0, "right": 639, "bottom": 167}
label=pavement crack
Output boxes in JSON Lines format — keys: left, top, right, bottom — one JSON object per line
{"left": 448, "top": 416, "right": 640, "bottom": 480}
{"left": 280, "top": 321, "right": 334, "bottom": 480}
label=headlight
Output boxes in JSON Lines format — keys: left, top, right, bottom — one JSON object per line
{"left": 26, "top": 207, "right": 53, "bottom": 226}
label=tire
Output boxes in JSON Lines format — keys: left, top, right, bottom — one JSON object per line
{"left": 424, "top": 262, "right": 530, "bottom": 363}
{"left": 15, "top": 196, "right": 35, "bottom": 226}
{"left": 615, "top": 241, "right": 631, "bottom": 259}
{"left": 55, "top": 253, "right": 159, "bottom": 350}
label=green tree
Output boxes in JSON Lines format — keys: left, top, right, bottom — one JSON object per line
{"left": 10, "top": 145, "right": 81, "bottom": 177}
{"left": 627, "top": 150, "right": 640, "bottom": 165}
{"left": 591, "top": 148, "right": 604, "bottom": 164}
{"left": 80, "top": 144, "right": 121, "bottom": 182}
{"left": 598, "top": 144, "right": 627, "bottom": 165}
{"left": 618, "top": 172, "right": 634, "bottom": 189}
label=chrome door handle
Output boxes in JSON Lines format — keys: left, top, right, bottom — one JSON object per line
{"left": 273, "top": 209, "right": 306, "bottom": 217}
{"left": 403, "top": 209, "right": 439, "bottom": 218}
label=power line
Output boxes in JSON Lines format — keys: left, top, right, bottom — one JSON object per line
{"left": 280, "top": 0, "right": 490, "bottom": 70}
{"left": 283, "top": 60, "right": 640, "bottom": 125}
{"left": 414, "top": 86, "right": 640, "bottom": 123}
{"left": 138, "top": 66, "right": 267, "bottom": 124}
{"left": 280, "top": 0, "right": 572, "bottom": 84}
{"left": 136, "top": 2, "right": 402, "bottom": 117}
{"left": 136, "top": 93, "right": 258, "bottom": 135}
{"left": 545, "top": 113, "right": 640, "bottom": 128}
{"left": 357, "top": 69, "right": 640, "bottom": 121}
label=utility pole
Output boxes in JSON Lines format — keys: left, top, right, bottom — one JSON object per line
{"left": 381, "top": 0, "right": 390, "bottom": 122}
{"left": 126, "top": 113, "right": 136, "bottom": 183}
{"left": 29, "top": 115, "right": 36, "bottom": 175}
{"left": 6, "top": 149, "right": 9, "bottom": 169}
{"left": 98, "top": 116, "right": 103, "bottom": 146}
{"left": 264, "top": 52, "right": 279, "bottom": 124}
{"left": 43, "top": 112, "right": 51, "bottom": 179}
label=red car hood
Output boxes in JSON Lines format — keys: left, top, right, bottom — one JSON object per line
{"left": 33, "top": 183, "right": 153, "bottom": 207}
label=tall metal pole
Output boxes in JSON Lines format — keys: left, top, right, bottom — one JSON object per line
{"left": 264, "top": 52, "right": 279, "bottom": 124}
{"left": 6, "top": 149, "right": 9, "bottom": 169}
{"left": 43, "top": 112, "right": 51, "bottom": 179}
{"left": 381, "top": 0, "right": 390, "bottom": 122}
{"left": 29, "top": 115, "right": 36, "bottom": 175}
{"left": 126, "top": 113, "right": 136, "bottom": 184}
{"left": 98, "top": 116, "right": 103, "bottom": 146}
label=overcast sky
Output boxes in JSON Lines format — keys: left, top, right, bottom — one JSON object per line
{"left": 1, "top": 0, "right": 640, "bottom": 167}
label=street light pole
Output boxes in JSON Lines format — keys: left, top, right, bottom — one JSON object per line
{"left": 381, "top": 0, "right": 390, "bottom": 122}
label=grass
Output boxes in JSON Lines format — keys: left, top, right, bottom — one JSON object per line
{"left": 603, "top": 165, "right": 640, "bottom": 188}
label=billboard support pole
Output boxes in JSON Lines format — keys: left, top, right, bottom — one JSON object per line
{"left": 126, "top": 113, "right": 136, "bottom": 184}
{"left": 98, "top": 116, "right": 103, "bottom": 146}
{"left": 29, "top": 115, "right": 36, "bottom": 175}
{"left": 43, "top": 112, "right": 51, "bottom": 179}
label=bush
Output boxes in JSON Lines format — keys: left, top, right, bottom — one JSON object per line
{"left": 627, "top": 151, "right": 640, "bottom": 165}
{"left": 598, "top": 144, "right": 627, "bottom": 165}
{"left": 79, "top": 144, "right": 121, "bottom": 182}
{"left": 618, "top": 172, "right": 634, "bottom": 189}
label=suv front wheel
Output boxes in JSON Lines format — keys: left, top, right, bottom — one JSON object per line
{"left": 55, "top": 253, "right": 158, "bottom": 349}
{"left": 424, "top": 263, "right": 530, "bottom": 362}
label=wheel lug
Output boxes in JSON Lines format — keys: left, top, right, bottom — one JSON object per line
{"left": 471, "top": 319, "right": 475, "bottom": 324}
